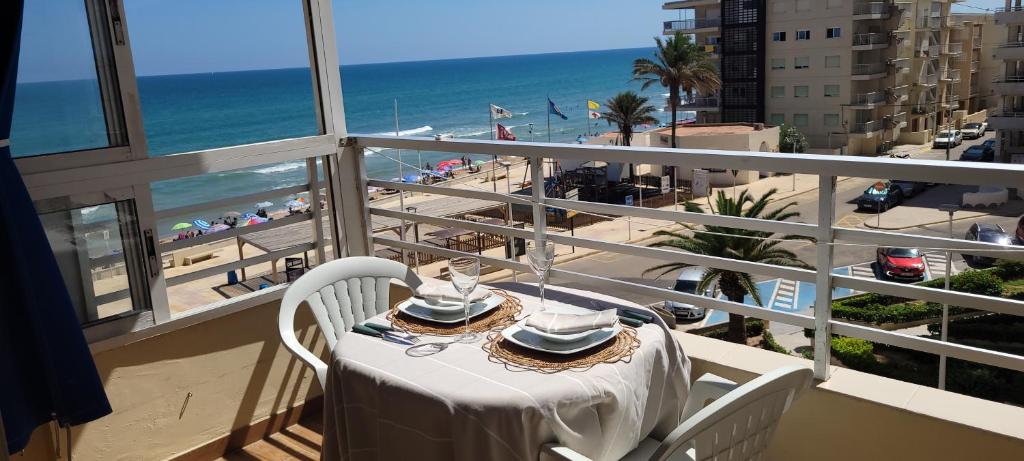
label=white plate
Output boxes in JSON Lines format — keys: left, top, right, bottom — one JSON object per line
{"left": 500, "top": 320, "right": 622, "bottom": 355}
{"left": 517, "top": 317, "right": 615, "bottom": 343}
{"left": 408, "top": 295, "right": 494, "bottom": 314}
{"left": 397, "top": 295, "right": 505, "bottom": 324}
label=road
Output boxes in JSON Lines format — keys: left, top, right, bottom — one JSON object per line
{"left": 518, "top": 132, "right": 1019, "bottom": 307}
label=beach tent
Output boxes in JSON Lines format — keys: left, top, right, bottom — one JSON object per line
{"left": 0, "top": 1, "right": 112, "bottom": 452}
{"left": 171, "top": 222, "right": 192, "bottom": 230}
{"left": 284, "top": 199, "right": 306, "bottom": 208}
{"left": 244, "top": 216, "right": 269, "bottom": 226}
{"left": 473, "top": 160, "right": 486, "bottom": 166}
{"left": 403, "top": 173, "right": 421, "bottom": 183}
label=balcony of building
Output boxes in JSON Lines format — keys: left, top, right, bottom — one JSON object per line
{"left": 885, "top": 111, "right": 909, "bottom": 128}
{"left": 889, "top": 57, "right": 912, "bottom": 74}
{"left": 852, "top": 62, "right": 889, "bottom": 80}
{"left": 942, "top": 42, "right": 963, "bottom": 56}
{"left": 994, "top": 41, "right": 1024, "bottom": 60}
{"left": 848, "top": 119, "right": 886, "bottom": 136}
{"left": 699, "top": 42, "right": 720, "bottom": 59}
{"left": 677, "top": 96, "right": 720, "bottom": 112}
{"left": 995, "top": 5, "right": 1024, "bottom": 25}
{"left": 989, "top": 109, "right": 1024, "bottom": 129}
{"left": 994, "top": 73, "right": 1024, "bottom": 95}
{"left": 850, "top": 91, "right": 887, "bottom": 109}
{"left": 853, "top": 2, "right": 891, "bottom": 20}
{"left": 852, "top": 32, "right": 890, "bottom": 50}
{"left": 662, "top": 0, "right": 720, "bottom": 9}
{"left": 663, "top": 18, "right": 720, "bottom": 34}
{"left": 889, "top": 84, "right": 911, "bottom": 103}
{"left": 941, "top": 67, "right": 961, "bottom": 82}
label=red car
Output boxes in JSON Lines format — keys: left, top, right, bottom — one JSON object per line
{"left": 876, "top": 247, "right": 925, "bottom": 281}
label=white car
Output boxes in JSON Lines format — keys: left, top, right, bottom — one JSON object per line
{"left": 960, "top": 123, "right": 984, "bottom": 140}
{"left": 664, "top": 266, "right": 714, "bottom": 320}
{"left": 933, "top": 130, "right": 962, "bottom": 148}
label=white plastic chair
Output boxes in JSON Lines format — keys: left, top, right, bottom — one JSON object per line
{"left": 278, "top": 256, "right": 423, "bottom": 387}
{"left": 541, "top": 365, "right": 813, "bottom": 461}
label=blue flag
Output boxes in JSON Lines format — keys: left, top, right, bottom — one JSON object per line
{"left": 548, "top": 98, "right": 568, "bottom": 120}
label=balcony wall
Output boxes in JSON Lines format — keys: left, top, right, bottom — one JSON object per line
{"left": 14, "top": 291, "right": 331, "bottom": 461}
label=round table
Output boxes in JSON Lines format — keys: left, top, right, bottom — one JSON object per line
{"left": 320, "top": 282, "right": 691, "bottom": 461}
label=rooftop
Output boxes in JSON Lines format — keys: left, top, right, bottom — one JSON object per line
{"left": 652, "top": 122, "right": 775, "bottom": 136}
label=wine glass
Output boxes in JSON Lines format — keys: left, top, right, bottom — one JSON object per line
{"left": 527, "top": 240, "right": 555, "bottom": 308}
{"left": 448, "top": 256, "right": 481, "bottom": 343}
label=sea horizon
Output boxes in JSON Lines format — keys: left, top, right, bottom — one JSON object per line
{"left": 11, "top": 47, "right": 685, "bottom": 237}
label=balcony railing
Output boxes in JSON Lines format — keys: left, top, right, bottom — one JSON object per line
{"left": 852, "top": 92, "right": 886, "bottom": 106}
{"left": 851, "top": 62, "right": 887, "bottom": 76}
{"left": 996, "top": 41, "right": 1024, "bottom": 49}
{"left": 996, "top": 6, "right": 1024, "bottom": 12}
{"left": 853, "top": 2, "right": 890, "bottom": 17}
{"left": 943, "top": 42, "right": 963, "bottom": 55}
{"left": 346, "top": 134, "right": 1024, "bottom": 385}
{"left": 971, "top": 60, "right": 979, "bottom": 72}
{"left": 663, "top": 18, "right": 721, "bottom": 31}
{"left": 679, "top": 96, "right": 719, "bottom": 109}
{"left": 995, "top": 74, "right": 1024, "bottom": 83}
{"left": 885, "top": 111, "right": 908, "bottom": 126}
{"left": 850, "top": 120, "right": 882, "bottom": 133}
{"left": 852, "top": 33, "right": 889, "bottom": 47}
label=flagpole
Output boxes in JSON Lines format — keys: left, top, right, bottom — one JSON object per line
{"left": 489, "top": 105, "right": 497, "bottom": 192}
{"left": 394, "top": 98, "right": 408, "bottom": 265}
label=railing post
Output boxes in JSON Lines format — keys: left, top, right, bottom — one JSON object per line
{"left": 336, "top": 138, "right": 372, "bottom": 257}
{"left": 813, "top": 175, "right": 837, "bottom": 380}
{"left": 530, "top": 155, "right": 547, "bottom": 244}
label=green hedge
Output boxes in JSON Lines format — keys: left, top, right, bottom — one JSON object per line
{"left": 831, "top": 270, "right": 1002, "bottom": 325}
{"left": 702, "top": 318, "right": 764, "bottom": 341}
{"left": 832, "top": 302, "right": 971, "bottom": 325}
{"left": 831, "top": 337, "right": 877, "bottom": 371}
{"left": 992, "top": 260, "right": 1024, "bottom": 280}
{"left": 927, "top": 314, "right": 1024, "bottom": 344}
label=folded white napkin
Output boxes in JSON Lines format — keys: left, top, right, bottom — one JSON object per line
{"left": 415, "top": 280, "right": 491, "bottom": 305}
{"left": 525, "top": 309, "right": 618, "bottom": 335}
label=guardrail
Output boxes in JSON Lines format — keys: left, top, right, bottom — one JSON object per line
{"left": 852, "top": 62, "right": 887, "bottom": 76}
{"left": 663, "top": 18, "right": 721, "bottom": 31}
{"left": 341, "top": 134, "right": 1024, "bottom": 383}
{"left": 853, "top": 2, "right": 889, "bottom": 16}
{"left": 852, "top": 92, "right": 886, "bottom": 106}
{"left": 680, "top": 97, "right": 719, "bottom": 108}
{"left": 853, "top": 33, "right": 888, "bottom": 47}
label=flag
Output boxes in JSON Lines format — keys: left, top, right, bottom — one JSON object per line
{"left": 589, "top": 110, "right": 602, "bottom": 119}
{"left": 587, "top": 100, "right": 600, "bottom": 110}
{"left": 548, "top": 98, "right": 568, "bottom": 120}
{"left": 497, "top": 123, "right": 516, "bottom": 141}
{"left": 490, "top": 104, "right": 513, "bottom": 119}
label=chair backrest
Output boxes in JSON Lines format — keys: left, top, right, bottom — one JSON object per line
{"left": 278, "top": 256, "right": 423, "bottom": 386}
{"left": 651, "top": 366, "right": 813, "bottom": 461}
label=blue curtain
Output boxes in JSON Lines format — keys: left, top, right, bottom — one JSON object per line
{"left": 1, "top": 0, "right": 112, "bottom": 453}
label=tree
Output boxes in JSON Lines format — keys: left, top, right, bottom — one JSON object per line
{"left": 602, "top": 91, "right": 659, "bottom": 147}
{"left": 644, "top": 189, "right": 812, "bottom": 343}
{"left": 633, "top": 32, "right": 721, "bottom": 150}
{"left": 633, "top": 32, "right": 721, "bottom": 188}
{"left": 779, "top": 124, "right": 809, "bottom": 154}
{"left": 602, "top": 91, "right": 658, "bottom": 183}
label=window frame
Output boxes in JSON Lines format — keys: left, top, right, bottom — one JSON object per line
{"left": 794, "top": 56, "right": 810, "bottom": 69}
{"left": 770, "top": 86, "right": 786, "bottom": 98}
{"left": 14, "top": 0, "right": 349, "bottom": 344}
{"left": 796, "top": 30, "right": 811, "bottom": 41}
{"left": 824, "top": 84, "right": 840, "bottom": 97}
{"left": 793, "top": 113, "right": 810, "bottom": 127}
{"left": 770, "top": 58, "right": 786, "bottom": 70}
{"left": 825, "top": 55, "right": 840, "bottom": 68}
{"left": 772, "top": 31, "right": 787, "bottom": 42}
{"left": 794, "top": 85, "right": 810, "bottom": 98}
{"left": 826, "top": 27, "right": 841, "bottom": 39}
{"left": 824, "top": 113, "right": 841, "bottom": 127}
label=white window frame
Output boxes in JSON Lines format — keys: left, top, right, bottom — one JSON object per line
{"left": 796, "top": 30, "right": 811, "bottom": 41}
{"left": 826, "top": 27, "right": 841, "bottom": 39}
{"left": 14, "top": 0, "right": 350, "bottom": 345}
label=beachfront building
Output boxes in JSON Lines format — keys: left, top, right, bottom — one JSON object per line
{"left": 993, "top": 1, "right": 1024, "bottom": 163}
{"left": 663, "top": 0, "right": 994, "bottom": 155}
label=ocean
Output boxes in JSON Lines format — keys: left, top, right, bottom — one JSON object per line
{"left": 11, "top": 47, "right": 679, "bottom": 236}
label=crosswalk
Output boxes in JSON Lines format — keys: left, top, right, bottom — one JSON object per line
{"left": 850, "top": 262, "right": 876, "bottom": 280}
{"left": 772, "top": 279, "right": 798, "bottom": 311}
{"left": 922, "top": 251, "right": 959, "bottom": 280}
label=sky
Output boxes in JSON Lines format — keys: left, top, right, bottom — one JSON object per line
{"left": 15, "top": 0, "right": 1009, "bottom": 82}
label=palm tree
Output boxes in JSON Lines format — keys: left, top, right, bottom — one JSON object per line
{"left": 603, "top": 91, "right": 658, "bottom": 182}
{"left": 633, "top": 32, "right": 721, "bottom": 189}
{"left": 603, "top": 91, "right": 658, "bottom": 147}
{"left": 644, "top": 189, "right": 812, "bottom": 343}
{"left": 633, "top": 32, "right": 721, "bottom": 150}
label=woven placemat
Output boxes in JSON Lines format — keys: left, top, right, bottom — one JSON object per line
{"left": 387, "top": 289, "right": 522, "bottom": 336}
{"left": 482, "top": 327, "right": 641, "bottom": 373}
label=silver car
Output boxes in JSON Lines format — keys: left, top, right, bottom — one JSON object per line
{"left": 664, "top": 266, "right": 714, "bottom": 320}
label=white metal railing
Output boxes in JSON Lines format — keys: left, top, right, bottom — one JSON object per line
{"left": 853, "top": 33, "right": 888, "bottom": 47}
{"left": 944, "top": 42, "right": 963, "bottom": 55}
{"left": 850, "top": 120, "right": 882, "bottom": 133}
{"left": 664, "top": 18, "right": 721, "bottom": 31}
{"left": 996, "top": 41, "right": 1024, "bottom": 48}
{"left": 852, "top": 92, "right": 886, "bottom": 106}
{"left": 853, "top": 2, "right": 890, "bottom": 17}
{"left": 342, "top": 134, "right": 1024, "bottom": 383}
{"left": 852, "top": 62, "right": 887, "bottom": 76}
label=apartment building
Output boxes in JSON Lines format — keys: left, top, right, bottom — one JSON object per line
{"left": 994, "top": 1, "right": 1024, "bottom": 163}
{"left": 663, "top": 0, "right": 992, "bottom": 155}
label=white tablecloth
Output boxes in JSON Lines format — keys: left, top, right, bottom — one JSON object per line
{"left": 321, "top": 282, "right": 691, "bottom": 461}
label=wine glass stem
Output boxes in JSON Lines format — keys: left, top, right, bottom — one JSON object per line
{"left": 538, "top": 275, "right": 546, "bottom": 308}
{"left": 463, "top": 293, "right": 470, "bottom": 334}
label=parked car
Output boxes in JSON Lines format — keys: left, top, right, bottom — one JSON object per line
{"left": 664, "top": 266, "right": 713, "bottom": 320}
{"left": 890, "top": 179, "right": 927, "bottom": 198}
{"left": 964, "top": 223, "right": 1011, "bottom": 267}
{"left": 1017, "top": 215, "right": 1024, "bottom": 244}
{"left": 960, "top": 145, "right": 995, "bottom": 162}
{"left": 876, "top": 247, "right": 926, "bottom": 281}
{"left": 980, "top": 121, "right": 989, "bottom": 134}
{"left": 856, "top": 181, "right": 904, "bottom": 212}
{"left": 982, "top": 138, "right": 996, "bottom": 150}
{"left": 960, "top": 123, "right": 984, "bottom": 139}
{"left": 933, "top": 130, "right": 963, "bottom": 148}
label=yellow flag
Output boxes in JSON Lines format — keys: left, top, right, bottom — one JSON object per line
{"left": 587, "top": 100, "right": 600, "bottom": 110}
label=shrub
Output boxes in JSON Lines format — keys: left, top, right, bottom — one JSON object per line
{"left": 927, "top": 314, "right": 1024, "bottom": 344}
{"left": 760, "top": 331, "right": 789, "bottom": 355}
{"left": 993, "top": 260, "right": 1024, "bottom": 281}
{"left": 831, "top": 337, "right": 877, "bottom": 371}
{"left": 703, "top": 318, "right": 764, "bottom": 340}
{"left": 948, "top": 270, "right": 1003, "bottom": 297}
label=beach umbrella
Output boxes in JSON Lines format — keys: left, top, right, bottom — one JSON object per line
{"left": 296, "top": 197, "right": 307, "bottom": 203}
{"left": 171, "top": 222, "right": 192, "bottom": 231}
{"left": 403, "top": 173, "right": 421, "bottom": 183}
{"left": 209, "top": 223, "right": 230, "bottom": 233}
{"left": 223, "top": 211, "right": 242, "bottom": 218}
{"left": 284, "top": 199, "right": 305, "bottom": 208}
{"left": 192, "top": 219, "right": 211, "bottom": 231}
{"left": 245, "top": 216, "right": 269, "bottom": 226}
{"left": 473, "top": 160, "right": 486, "bottom": 166}
{"left": 255, "top": 201, "right": 273, "bottom": 208}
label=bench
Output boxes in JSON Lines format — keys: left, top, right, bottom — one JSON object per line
{"left": 171, "top": 245, "right": 216, "bottom": 267}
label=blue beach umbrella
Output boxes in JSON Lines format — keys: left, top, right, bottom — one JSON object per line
{"left": 192, "top": 219, "right": 211, "bottom": 231}
{"left": 403, "top": 173, "right": 421, "bottom": 183}
{"left": 284, "top": 199, "right": 305, "bottom": 208}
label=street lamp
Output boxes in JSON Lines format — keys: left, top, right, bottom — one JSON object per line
{"left": 936, "top": 202, "right": 959, "bottom": 390}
